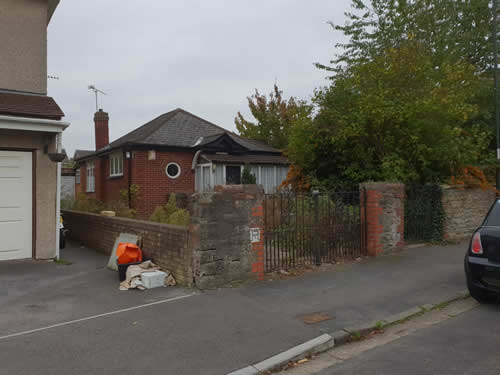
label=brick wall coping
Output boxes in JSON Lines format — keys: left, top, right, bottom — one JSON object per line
{"left": 61, "top": 210, "right": 188, "bottom": 233}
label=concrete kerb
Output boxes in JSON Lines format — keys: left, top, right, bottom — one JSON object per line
{"left": 330, "top": 330, "right": 351, "bottom": 346}
{"left": 253, "top": 334, "right": 334, "bottom": 372}
{"left": 382, "top": 306, "right": 423, "bottom": 326}
{"left": 226, "top": 290, "right": 471, "bottom": 375}
{"left": 226, "top": 334, "right": 334, "bottom": 375}
{"left": 227, "top": 366, "right": 259, "bottom": 375}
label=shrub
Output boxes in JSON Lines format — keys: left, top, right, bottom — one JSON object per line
{"left": 119, "top": 184, "right": 140, "bottom": 207}
{"left": 107, "top": 199, "right": 136, "bottom": 219}
{"left": 165, "top": 193, "right": 178, "bottom": 218}
{"left": 71, "top": 185, "right": 139, "bottom": 218}
{"left": 61, "top": 197, "right": 74, "bottom": 210}
{"left": 149, "top": 193, "right": 190, "bottom": 227}
{"left": 72, "top": 193, "right": 103, "bottom": 213}
{"left": 168, "top": 209, "right": 190, "bottom": 227}
{"left": 150, "top": 206, "right": 169, "bottom": 223}
{"left": 241, "top": 164, "right": 256, "bottom": 184}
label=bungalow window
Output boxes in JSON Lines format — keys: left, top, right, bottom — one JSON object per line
{"left": 225, "top": 165, "right": 242, "bottom": 185}
{"left": 86, "top": 162, "right": 95, "bottom": 193}
{"left": 166, "top": 162, "right": 181, "bottom": 179}
{"left": 76, "top": 169, "right": 80, "bottom": 184}
{"left": 110, "top": 153, "right": 123, "bottom": 177}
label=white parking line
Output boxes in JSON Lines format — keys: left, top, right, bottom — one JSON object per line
{"left": 0, "top": 293, "right": 196, "bottom": 341}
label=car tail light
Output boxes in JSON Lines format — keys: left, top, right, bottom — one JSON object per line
{"left": 471, "top": 232, "right": 483, "bottom": 255}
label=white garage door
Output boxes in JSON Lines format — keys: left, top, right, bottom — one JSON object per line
{"left": 0, "top": 151, "right": 32, "bottom": 260}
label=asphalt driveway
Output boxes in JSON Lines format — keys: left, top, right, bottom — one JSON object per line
{"left": 0, "top": 243, "right": 193, "bottom": 335}
{"left": 0, "top": 241, "right": 469, "bottom": 374}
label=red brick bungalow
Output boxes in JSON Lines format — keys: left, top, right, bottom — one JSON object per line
{"left": 74, "top": 108, "right": 289, "bottom": 218}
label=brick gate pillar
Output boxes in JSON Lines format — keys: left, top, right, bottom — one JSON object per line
{"left": 360, "top": 182, "right": 405, "bottom": 256}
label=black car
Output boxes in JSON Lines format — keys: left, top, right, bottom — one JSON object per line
{"left": 465, "top": 198, "right": 500, "bottom": 302}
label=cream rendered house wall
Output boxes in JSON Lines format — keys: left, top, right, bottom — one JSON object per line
{"left": 0, "top": 0, "right": 48, "bottom": 94}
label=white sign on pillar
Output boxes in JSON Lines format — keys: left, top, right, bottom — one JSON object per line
{"left": 250, "top": 228, "right": 261, "bottom": 243}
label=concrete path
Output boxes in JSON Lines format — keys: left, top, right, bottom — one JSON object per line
{"left": 0, "top": 242, "right": 468, "bottom": 374}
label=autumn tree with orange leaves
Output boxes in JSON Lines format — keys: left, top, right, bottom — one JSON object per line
{"left": 235, "top": 85, "right": 313, "bottom": 151}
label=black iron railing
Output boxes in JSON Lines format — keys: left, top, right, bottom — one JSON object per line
{"left": 264, "top": 191, "right": 366, "bottom": 272}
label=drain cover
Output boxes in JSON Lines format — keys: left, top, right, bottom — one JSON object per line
{"left": 297, "top": 312, "right": 333, "bottom": 324}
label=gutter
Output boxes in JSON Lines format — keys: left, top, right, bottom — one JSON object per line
{"left": 73, "top": 142, "right": 195, "bottom": 163}
{"left": 75, "top": 142, "right": 284, "bottom": 164}
{"left": 0, "top": 114, "right": 69, "bottom": 133}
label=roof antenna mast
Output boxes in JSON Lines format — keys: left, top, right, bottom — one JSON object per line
{"left": 88, "top": 84, "right": 107, "bottom": 111}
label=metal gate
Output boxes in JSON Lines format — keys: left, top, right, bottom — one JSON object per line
{"left": 404, "top": 184, "right": 444, "bottom": 242}
{"left": 264, "top": 191, "right": 366, "bottom": 272}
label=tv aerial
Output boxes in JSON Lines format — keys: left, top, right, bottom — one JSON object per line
{"left": 88, "top": 84, "right": 107, "bottom": 111}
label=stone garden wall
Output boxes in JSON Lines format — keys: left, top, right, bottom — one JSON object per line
{"left": 441, "top": 186, "right": 496, "bottom": 242}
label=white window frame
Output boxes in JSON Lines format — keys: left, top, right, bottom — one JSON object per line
{"left": 86, "top": 161, "right": 95, "bottom": 193}
{"left": 75, "top": 169, "right": 80, "bottom": 184}
{"left": 166, "top": 162, "right": 181, "bottom": 179}
{"left": 109, "top": 152, "right": 123, "bottom": 177}
{"left": 195, "top": 162, "right": 213, "bottom": 192}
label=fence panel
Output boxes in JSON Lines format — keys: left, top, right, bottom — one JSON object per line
{"left": 264, "top": 191, "right": 365, "bottom": 272}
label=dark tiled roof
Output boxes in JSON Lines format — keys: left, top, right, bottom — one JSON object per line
{"left": 0, "top": 92, "right": 64, "bottom": 120}
{"left": 109, "top": 108, "right": 280, "bottom": 153}
{"left": 201, "top": 153, "right": 289, "bottom": 165}
{"left": 196, "top": 133, "right": 226, "bottom": 146}
{"left": 74, "top": 149, "right": 94, "bottom": 160}
{"left": 227, "top": 135, "right": 279, "bottom": 153}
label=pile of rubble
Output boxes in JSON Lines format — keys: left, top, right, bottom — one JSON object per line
{"left": 119, "top": 260, "right": 176, "bottom": 291}
{"left": 107, "top": 233, "right": 176, "bottom": 291}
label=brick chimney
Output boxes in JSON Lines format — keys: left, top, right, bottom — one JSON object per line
{"left": 94, "top": 109, "right": 109, "bottom": 150}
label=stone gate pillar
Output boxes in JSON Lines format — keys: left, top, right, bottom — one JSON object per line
{"left": 189, "top": 185, "right": 265, "bottom": 289}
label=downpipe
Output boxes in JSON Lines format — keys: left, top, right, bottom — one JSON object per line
{"left": 55, "top": 132, "right": 62, "bottom": 260}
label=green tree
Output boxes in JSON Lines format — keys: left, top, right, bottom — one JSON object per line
{"left": 318, "top": 0, "right": 492, "bottom": 74}
{"left": 291, "top": 0, "right": 495, "bottom": 190}
{"left": 296, "top": 40, "right": 492, "bottom": 190}
{"left": 235, "top": 84, "right": 313, "bottom": 150}
{"left": 241, "top": 164, "right": 257, "bottom": 184}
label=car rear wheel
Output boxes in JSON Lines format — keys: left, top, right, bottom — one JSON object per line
{"left": 467, "top": 278, "right": 495, "bottom": 303}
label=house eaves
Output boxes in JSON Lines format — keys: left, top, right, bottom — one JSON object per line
{"left": 73, "top": 142, "right": 197, "bottom": 163}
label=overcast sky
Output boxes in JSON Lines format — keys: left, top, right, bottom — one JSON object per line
{"left": 47, "top": 0, "right": 352, "bottom": 156}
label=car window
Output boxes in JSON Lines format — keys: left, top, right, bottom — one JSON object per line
{"left": 484, "top": 200, "right": 500, "bottom": 227}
